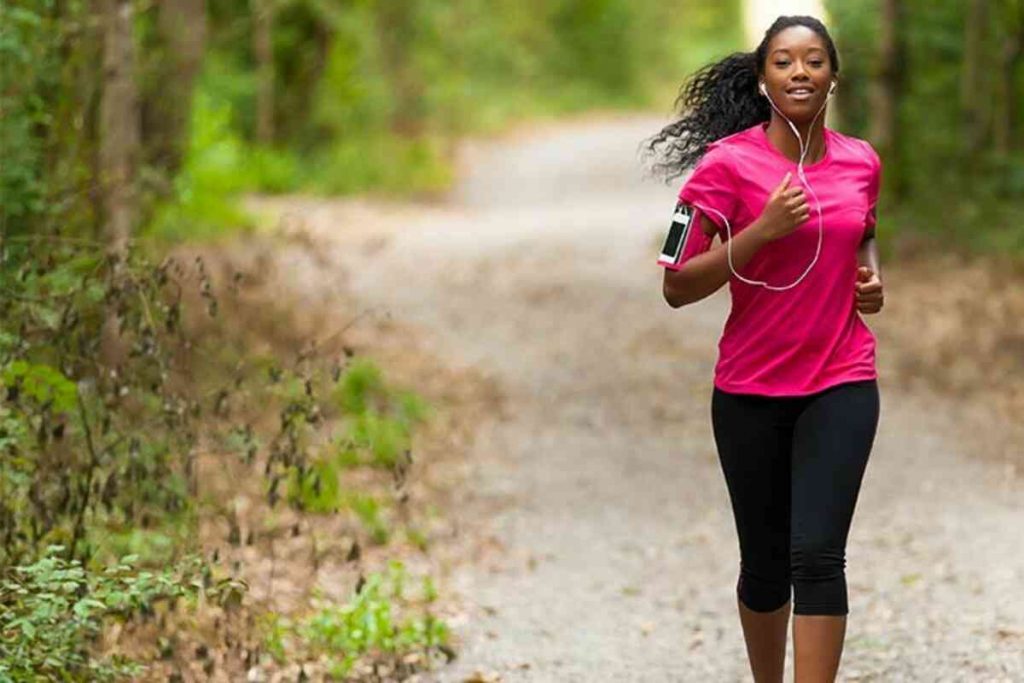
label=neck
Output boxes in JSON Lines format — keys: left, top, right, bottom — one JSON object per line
{"left": 765, "top": 113, "right": 827, "bottom": 165}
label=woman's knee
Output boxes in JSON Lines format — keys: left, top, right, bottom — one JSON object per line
{"left": 737, "top": 562, "right": 791, "bottom": 613}
{"left": 791, "top": 542, "right": 849, "bottom": 615}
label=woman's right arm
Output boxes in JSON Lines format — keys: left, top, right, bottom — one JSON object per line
{"left": 662, "top": 214, "right": 772, "bottom": 307}
{"left": 662, "top": 172, "right": 809, "bottom": 308}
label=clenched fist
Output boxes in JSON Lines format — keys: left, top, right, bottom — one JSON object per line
{"left": 755, "top": 171, "right": 811, "bottom": 242}
{"left": 855, "top": 266, "right": 884, "bottom": 314}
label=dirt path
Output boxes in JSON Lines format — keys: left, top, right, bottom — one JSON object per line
{"left": 248, "top": 115, "right": 1024, "bottom": 681}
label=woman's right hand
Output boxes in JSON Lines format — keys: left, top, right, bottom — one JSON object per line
{"left": 754, "top": 172, "right": 810, "bottom": 242}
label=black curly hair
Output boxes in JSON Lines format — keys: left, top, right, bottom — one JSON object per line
{"left": 643, "top": 15, "right": 840, "bottom": 182}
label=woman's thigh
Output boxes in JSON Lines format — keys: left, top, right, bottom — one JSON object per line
{"left": 711, "top": 389, "right": 794, "bottom": 574}
{"left": 790, "top": 380, "right": 880, "bottom": 555}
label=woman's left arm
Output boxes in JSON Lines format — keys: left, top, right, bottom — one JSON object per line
{"left": 855, "top": 227, "right": 884, "bottom": 314}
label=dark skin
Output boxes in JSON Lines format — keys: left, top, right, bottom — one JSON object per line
{"left": 662, "top": 25, "right": 884, "bottom": 316}
{"left": 663, "top": 26, "right": 883, "bottom": 683}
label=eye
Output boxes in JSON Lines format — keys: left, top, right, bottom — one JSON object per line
{"left": 774, "top": 60, "right": 790, "bottom": 67}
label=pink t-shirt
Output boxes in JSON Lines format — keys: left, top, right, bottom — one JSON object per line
{"left": 660, "top": 122, "right": 882, "bottom": 397}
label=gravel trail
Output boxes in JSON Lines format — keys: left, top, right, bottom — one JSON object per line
{"left": 253, "top": 115, "right": 1024, "bottom": 681}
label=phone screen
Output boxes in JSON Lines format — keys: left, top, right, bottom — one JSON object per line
{"left": 658, "top": 203, "right": 693, "bottom": 265}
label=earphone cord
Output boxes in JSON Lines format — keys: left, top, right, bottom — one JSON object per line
{"left": 695, "top": 87, "right": 834, "bottom": 292}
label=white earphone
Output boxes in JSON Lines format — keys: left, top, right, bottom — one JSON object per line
{"left": 700, "top": 78, "right": 836, "bottom": 291}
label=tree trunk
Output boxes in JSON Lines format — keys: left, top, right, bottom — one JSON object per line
{"left": 252, "top": 0, "right": 275, "bottom": 145}
{"left": 869, "top": 0, "right": 906, "bottom": 199}
{"left": 994, "top": 7, "right": 1023, "bottom": 155}
{"left": 99, "top": 0, "right": 138, "bottom": 255}
{"left": 962, "top": 0, "right": 990, "bottom": 161}
{"left": 377, "top": 0, "right": 424, "bottom": 137}
{"left": 98, "top": 0, "right": 139, "bottom": 368}
{"left": 145, "top": 0, "right": 207, "bottom": 175}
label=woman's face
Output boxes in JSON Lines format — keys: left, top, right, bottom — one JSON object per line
{"left": 760, "top": 26, "right": 835, "bottom": 123}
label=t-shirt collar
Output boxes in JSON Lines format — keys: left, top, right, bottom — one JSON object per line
{"left": 755, "top": 121, "right": 832, "bottom": 170}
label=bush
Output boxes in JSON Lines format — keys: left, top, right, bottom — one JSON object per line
{"left": 0, "top": 547, "right": 209, "bottom": 682}
{"left": 263, "top": 560, "right": 449, "bottom": 678}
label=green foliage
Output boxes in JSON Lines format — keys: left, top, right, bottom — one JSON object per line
{"left": 308, "top": 134, "right": 453, "bottom": 196}
{"left": 285, "top": 358, "right": 430, "bottom": 546}
{"left": 286, "top": 466, "right": 392, "bottom": 543}
{"left": 0, "top": 1, "right": 56, "bottom": 228}
{"left": 826, "top": 0, "right": 1024, "bottom": 252}
{"left": 263, "top": 560, "right": 449, "bottom": 677}
{"left": 286, "top": 457, "right": 343, "bottom": 514}
{"left": 161, "top": 0, "right": 745, "bottom": 235}
{"left": 0, "top": 238, "right": 212, "bottom": 568}
{"left": 347, "top": 410, "right": 410, "bottom": 469}
{"left": 3, "top": 4, "right": 458, "bottom": 674}
{"left": 0, "top": 1, "right": 98, "bottom": 238}
{"left": 145, "top": 88, "right": 259, "bottom": 242}
{"left": 0, "top": 362, "right": 77, "bottom": 413}
{"left": 284, "top": 458, "right": 393, "bottom": 540}
{"left": 347, "top": 493, "right": 390, "bottom": 545}
{"left": 24, "top": 0, "right": 740, "bottom": 242}
{"left": 0, "top": 546, "right": 207, "bottom": 682}
{"left": 0, "top": 229, "right": 436, "bottom": 672}
{"left": 333, "top": 358, "right": 430, "bottom": 425}
{"left": 334, "top": 358, "right": 386, "bottom": 414}
{"left": 404, "top": 526, "right": 430, "bottom": 552}
{"left": 330, "top": 358, "right": 430, "bottom": 470}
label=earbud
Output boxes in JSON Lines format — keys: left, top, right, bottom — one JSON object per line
{"left": 759, "top": 82, "right": 767, "bottom": 97}
{"left": 828, "top": 80, "right": 837, "bottom": 96}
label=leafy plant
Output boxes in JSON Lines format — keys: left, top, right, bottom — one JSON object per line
{"left": 346, "top": 410, "right": 412, "bottom": 469}
{"left": 0, "top": 227, "right": 440, "bottom": 674}
{"left": 333, "top": 358, "right": 387, "bottom": 415}
{"left": 347, "top": 493, "right": 390, "bottom": 546}
{"left": 331, "top": 358, "right": 430, "bottom": 470}
{"left": 0, "top": 237, "right": 215, "bottom": 568}
{"left": 0, "top": 546, "right": 211, "bottom": 682}
{"left": 263, "top": 560, "right": 449, "bottom": 678}
{"left": 286, "top": 456, "right": 343, "bottom": 514}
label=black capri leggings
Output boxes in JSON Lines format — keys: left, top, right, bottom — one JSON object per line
{"left": 711, "top": 379, "right": 880, "bottom": 616}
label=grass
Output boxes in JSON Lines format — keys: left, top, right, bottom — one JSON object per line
{"left": 261, "top": 560, "right": 449, "bottom": 677}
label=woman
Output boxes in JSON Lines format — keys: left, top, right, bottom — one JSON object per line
{"left": 646, "top": 15, "right": 884, "bottom": 683}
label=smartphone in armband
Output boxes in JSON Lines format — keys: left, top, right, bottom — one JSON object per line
{"left": 658, "top": 201, "right": 695, "bottom": 267}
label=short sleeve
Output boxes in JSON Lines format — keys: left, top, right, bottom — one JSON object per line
{"left": 678, "top": 145, "right": 739, "bottom": 235}
{"left": 864, "top": 142, "right": 882, "bottom": 232}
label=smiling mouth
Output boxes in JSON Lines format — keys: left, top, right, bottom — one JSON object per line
{"left": 786, "top": 87, "right": 816, "bottom": 100}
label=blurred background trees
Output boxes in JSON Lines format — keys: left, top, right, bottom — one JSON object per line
{"left": 826, "top": 0, "right": 1024, "bottom": 251}
{"left": 5, "top": 1, "right": 1020, "bottom": 251}
{"left": 1, "top": 0, "right": 741, "bottom": 244}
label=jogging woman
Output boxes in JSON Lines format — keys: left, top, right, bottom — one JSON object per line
{"left": 647, "top": 15, "right": 883, "bottom": 683}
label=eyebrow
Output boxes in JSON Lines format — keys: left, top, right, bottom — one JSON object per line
{"left": 771, "top": 47, "right": 826, "bottom": 56}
